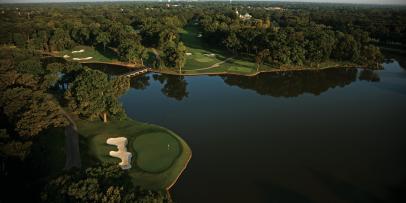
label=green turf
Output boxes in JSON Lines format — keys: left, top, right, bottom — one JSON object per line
{"left": 76, "top": 118, "right": 191, "bottom": 190}
{"left": 180, "top": 25, "right": 273, "bottom": 75}
{"left": 180, "top": 25, "right": 228, "bottom": 70}
{"left": 58, "top": 45, "right": 118, "bottom": 63}
{"left": 133, "top": 133, "right": 180, "bottom": 173}
{"left": 227, "top": 66, "right": 253, "bottom": 73}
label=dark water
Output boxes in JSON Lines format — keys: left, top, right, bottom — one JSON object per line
{"left": 119, "top": 59, "right": 406, "bottom": 203}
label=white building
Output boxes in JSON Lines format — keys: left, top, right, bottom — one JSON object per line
{"left": 235, "top": 10, "right": 252, "bottom": 21}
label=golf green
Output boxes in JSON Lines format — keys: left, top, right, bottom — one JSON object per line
{"left": 133, "top": 132, "right": 180, "bottom": 173}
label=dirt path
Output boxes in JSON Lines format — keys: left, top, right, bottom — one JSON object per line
{"left": 184, "top": 57, "right": 234, "bottom": 72}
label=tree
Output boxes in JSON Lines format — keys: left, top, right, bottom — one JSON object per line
{"left": 0, "top": 88, "right": 68, "bottom": 136}
{"left": 162, "top": 42, "right": 187, "bottom": 73}
{"left": 65, "top": 69, "right": 129, "bottom": 123}
{"left": 96, "top": 32, "right": 110, "bottom": 51}
{"left": 41, "top": 164, "right": 170, "bottom": 203}
{"left": 0, "top": 129, "right": 32, "bottom": 161}
{"left": 332, "top": 32, "right": 359, "bottom": 62}
{"left": 359, "top": 45, "right": 383, "bottom": 69}
{"left": 223, "top": 32, "right": 241, "bottom": 53}
{"left": 118, "top": 34, "right": 145, "bottom": 65}
{"left": 13, "top": 33, "right": 26, "bottom": 48}
{"left": 49, "top": 28, "right": 74, "bottom": 51}
{"left": 255, "top": 49, "right": 270, "bottom": 72}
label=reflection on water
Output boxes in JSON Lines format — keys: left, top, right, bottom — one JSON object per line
{"left": 152, "top": 74, "right": 189, "bottom": 101}
{"left": 129, "top": 68, "right": 383, "bottom": 98}
{"left": 107, "top": 60, "right": 406, "bottom": 203}
{"left": 221, "top": 68, "right": 359, "bottom": 97}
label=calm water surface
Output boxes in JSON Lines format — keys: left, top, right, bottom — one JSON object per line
{"left": 119, "top": 59, "right": 406, "bottom": 203}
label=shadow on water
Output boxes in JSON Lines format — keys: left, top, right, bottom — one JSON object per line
{"left": 359, "top": 69, "right": 380, "bottom": 82}
{"left": 221, "top": 68, "right": 360, "bottom": 97}
{"left": 309, "top": 169, "right": 382, "bottom": 203}
{"left": 152, "top": 74, "right": 189, "bottom": 101}
{"left": 130, "top": 75, "right": 151, "bottom": 90}
{"left": 128, "top": 68, "right": 385, "bottom": 100}
{"left": 255, "top": 181, "right": 314, "bottom": 203}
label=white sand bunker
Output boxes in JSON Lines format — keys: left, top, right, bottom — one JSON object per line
{"left": 106, "top": 137, "right": 132, "bottom": 170}
{"left": 72, "top": 57, "right": 93, "bottom": 61}
{"left": 63, "top": 55, "right": 70, "bottom": 58}
{"left": 72, "top": 49, "right": 85, "bottom": 53}
{"left": 186, "top": 52, "right": 192, "bottom": 56}
{"left": 204, "top": 53, "right": 216, "bottom": 57}
{"left": 197, "top": 34, "right": 203, "bottom": 38}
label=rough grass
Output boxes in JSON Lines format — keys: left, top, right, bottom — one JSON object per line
{"left": 76, "top": 118, "right": 191, "bottom": 190}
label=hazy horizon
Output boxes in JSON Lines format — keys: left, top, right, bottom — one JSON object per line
{"left": 1, "top": 0, "right": 406, "bottom": 6}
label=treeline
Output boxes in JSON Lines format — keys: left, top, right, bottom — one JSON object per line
{"left": 196, "top": 7, "right": 384, "bottom": 68}
{"left": 0, "top": 47, "right": 169, "bottom": 202}
{"left": 0, "top": 2, "right": 403, "bottom": 70}
{"left": 0, "top": 3, "right": 192, "bottom": 70}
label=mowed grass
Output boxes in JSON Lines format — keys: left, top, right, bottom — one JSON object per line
{"left": 58, "top": 45, "right": 118, "bottom": 63}
{"left": 76, "top": 118, "right": 191, "bottom": 190}
{"left": 133, "top": 133, "right": 180, "bottom": 173}
{"left": 180, "top": 25, "right": 228, "bottom": 70}
{"left": 180, "top": 25, "right": 265, "bottom": 75}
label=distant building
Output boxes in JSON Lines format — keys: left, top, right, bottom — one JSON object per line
{"left": 235, "top": 10, "right": 252, "bottom": 21}
{"left": 264, "top": 7, "right": 285, "bottom": 11}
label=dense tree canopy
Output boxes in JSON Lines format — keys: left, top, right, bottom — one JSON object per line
{"left": 65, "top": 68, "right": 130, "bottom": 122}
{"left": 42, "top": 164, "right": 170, "bottom": 203}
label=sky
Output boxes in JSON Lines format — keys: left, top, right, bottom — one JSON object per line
{"left": 0, "top": 0, "right": 405, "bottom": 5}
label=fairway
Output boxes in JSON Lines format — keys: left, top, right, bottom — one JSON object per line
{"left": 133, "top": 133, "right": 180, "bottom": 173}
{"left": 76, "top": 118, "right": 191, "bottom": 190}
{"left": 180, "top": 25, "right": 267, "bottom": 75}
{"left": 57, "top": 45, "right": 118, "bottom": 63}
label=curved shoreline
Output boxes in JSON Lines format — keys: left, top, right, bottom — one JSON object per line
{"left": 152, "top": 64, "right": 365, "bottom": 77}
{"left": 43, "top": 52, "right": 372, "bottom": 77}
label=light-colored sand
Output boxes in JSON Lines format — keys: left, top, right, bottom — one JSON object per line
{"left": 186, "top": 53, "right": 192, "bottom": 56}
{"left": 204, "top": 53, "right": 215, "bottom": 57}
{"left": 72, "top": 57, "right": 93, "bottom": 61}
{"left": 63, "top": 55, "right": 70, "bottom": 58}
{"left": 197, "top": 34, "right": 203, "bottom": 38}
{"left": 72, "top": 49, "right": 85, "bottom": 53}
{"left": 106, "top": 137, "right": 132, "bottom": 170}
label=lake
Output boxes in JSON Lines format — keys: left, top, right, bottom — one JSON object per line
{"left": 118, "top": 57, "right": 406, "bottom": 203}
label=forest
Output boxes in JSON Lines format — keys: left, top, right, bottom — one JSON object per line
{"left": 1, "top": 2, "right": 404, "bottom": 71}
{"left": 0, "top": 1, "right": 405, "bottom": 203}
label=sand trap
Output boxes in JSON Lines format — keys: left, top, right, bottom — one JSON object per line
{"left": 72, "top": 57, "right": 93, "bottom": 61}
{"left": 63, "top": 55, "right": 70, "bottom": 58}
{"left": 197, "top": 34, "right": 203, "bottom": 38}
{"left": 204, "top": 53, "right": 216, "bottom": 57}
{"left": 106, "top": 137, "right": 132, "bottom": 170}
{"left": 72, "top": 49, "right": 85, "bottom": 53}
{"left": 186, "top": 53, "right": 192, "bottom": 56}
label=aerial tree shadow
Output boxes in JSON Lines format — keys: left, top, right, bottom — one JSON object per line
{"left": 95, "top": 45, "right": 119, "bottom": 60}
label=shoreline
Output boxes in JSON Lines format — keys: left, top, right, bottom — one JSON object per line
{"left": 43, "top": 52, "right": 371, "bottom": 77}
{"left": 152, "top": 64, "right": 365, "bottom": 77}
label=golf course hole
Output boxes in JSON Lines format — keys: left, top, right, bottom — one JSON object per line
{"left": 132, "top": 132, "right": 180, "bottom": 173}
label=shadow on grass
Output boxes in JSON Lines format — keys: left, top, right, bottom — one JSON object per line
{"left": 95, "top": 45, "right": 119, "bottom": 61}
{"left": 78, "top": 133, "right": 100, "bottom": 168}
